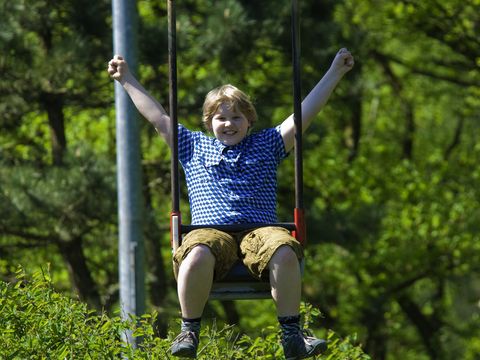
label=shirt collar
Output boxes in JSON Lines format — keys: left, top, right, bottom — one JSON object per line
{"left": 214, "top": 135, "right": 250, "bottom": 154}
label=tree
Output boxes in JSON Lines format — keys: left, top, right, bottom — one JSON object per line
{"left": 1, "top": 1, "right": 479, "bottom": 359}
{"left": 0, "top": 0, "right": 115, "bottom": 309}
{"left": 300, "top": 1, "right": 480, "bottom": 359}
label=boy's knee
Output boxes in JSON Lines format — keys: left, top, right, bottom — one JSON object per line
{"left": 186, "top": 245, "right": 215, "bottom": 266}
{"left": 271, "top": 245, "right": 299, "bottom": 267}
{"left": 174, "top": 244, "right": 215, "bottom": 280}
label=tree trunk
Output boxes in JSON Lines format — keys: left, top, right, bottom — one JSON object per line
{"left": 57, "top": 238, "right": 102, "bottom": 310}
{"left": 362, "top": 299, "right": 387, "bottom": 360}
{"left": 143, "top": 169, "right": 170, "bottom": 337}
{"left": 402, "top": 103, "right": 415, "bottom": 160}
{"left": 41, "top": 92, "right": 66, "bottom": 166}
{"left": 397, "top": 293, "right": 442, "bottom": 359}
{"left": 221, "top": 300, "right": 240, "bottom": 326}
{"left": 146, "top": 228, "right": 169, "bottom": 338}
{"left": 444, "top": 117, "right": 464, "bottom": 160}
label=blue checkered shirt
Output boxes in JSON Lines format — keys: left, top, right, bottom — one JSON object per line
{"left": 178, "top": 124, "right": 288, "bottom": 225}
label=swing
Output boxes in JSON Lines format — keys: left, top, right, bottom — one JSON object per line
{"left": 167, "top": 0, "right": 306, "bottom": 300}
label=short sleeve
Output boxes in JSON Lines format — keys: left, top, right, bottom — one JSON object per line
{"left": 178, "top": 124, "right": 195, "bottom": 165}
{"left": 271, "top": 125, "right": 289, "bottom": 162}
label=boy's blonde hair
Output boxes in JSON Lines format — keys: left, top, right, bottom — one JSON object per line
{"left": 202, "top": 84, "right": 257, "bottom": 131}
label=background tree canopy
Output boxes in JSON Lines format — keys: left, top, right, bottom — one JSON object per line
{"left": 1, "top": 0, "right": 479, "bottom": 359}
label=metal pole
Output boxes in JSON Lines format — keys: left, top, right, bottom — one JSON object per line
{"left": 112, "top": 0, "right": 145, "bottom": 346}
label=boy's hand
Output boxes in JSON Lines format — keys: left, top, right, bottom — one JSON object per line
{"left": 330, "top": 48, "right": 354, "bottom": 75}
{"left": 107, "top": 55, "right": 129, "bottom": 82}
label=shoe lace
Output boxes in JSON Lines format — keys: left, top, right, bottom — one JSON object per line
{"left": 174, "top": 330, "right": 198, "bottom": 345}
{"left": 301, "top": 328, "right": 314, "bottom": 338}
{"left": 283, "top": 328, "right": 313, "bottom": 340}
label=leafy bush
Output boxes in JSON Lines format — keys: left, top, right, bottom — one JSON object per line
{"left": 0, "top": 267, "right": 370, "bottom": 359}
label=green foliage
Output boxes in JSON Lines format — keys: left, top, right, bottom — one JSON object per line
{"left": 303, "top": 152, "right": 480, "bottom": 359}
{"left": 0, "top": 150, "right": 119, "bottom": 305}
{"left": 1, "top": 268, "right": 368, "bottom": 359}
{"left": 0, "top": 267, "right": 129, "bottom": 359}
{"left": 1, "top": 0, "right": 479, "bottom": 359}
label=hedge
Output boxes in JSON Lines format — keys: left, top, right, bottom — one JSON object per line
{"left": 0, "top": 267, "right": 370, "bottom": 359}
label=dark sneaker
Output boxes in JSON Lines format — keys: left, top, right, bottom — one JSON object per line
{"left": 171, "top": 330, "right": 199, "bottom": 358}
{"left": 281, "top": 330, "right": 327, "bottom": 360}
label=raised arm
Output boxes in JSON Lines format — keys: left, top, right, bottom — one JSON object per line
{"left": 280, "top": 48, "right": 354, "bottom": 152}
{"left": 107, "top": 55, "right": 173, "bottom": 147}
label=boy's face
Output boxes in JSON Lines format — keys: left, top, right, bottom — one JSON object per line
{"left": 211, "top": 103, "right": 250, "bottom": 146}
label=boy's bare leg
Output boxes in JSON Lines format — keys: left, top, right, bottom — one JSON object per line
{"left": 177, "top": 244, "right": 215, "bottom": 318}
{"left": 269, "top": 245, "right": 327, "bottom": 358}
{"left": 171, "top": 245, "right": 214, "bottom": 357}
{"left": 269, "top": 245, "right": 302, "bottom": 316}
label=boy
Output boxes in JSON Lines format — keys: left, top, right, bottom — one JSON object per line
{"left": 108, "top": 48, "right": 354, "bottom": 359}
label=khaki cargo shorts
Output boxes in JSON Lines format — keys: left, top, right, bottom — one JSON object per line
{"left": 173, "top": 226, "right": 304, "bottom": 281}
